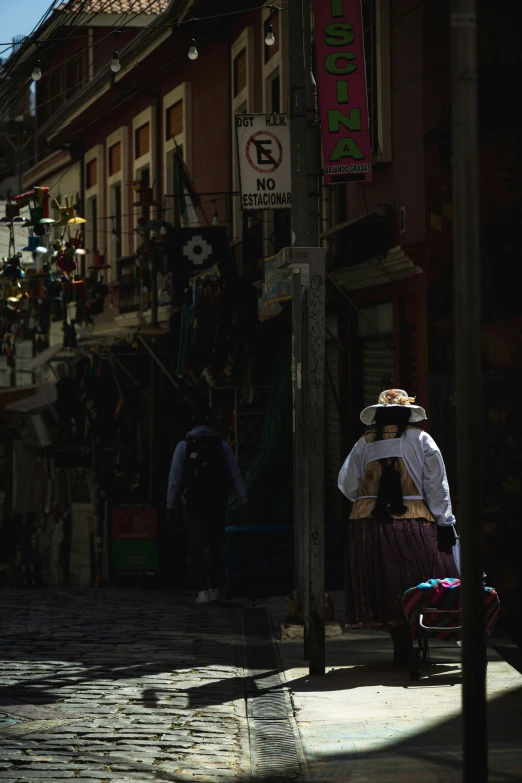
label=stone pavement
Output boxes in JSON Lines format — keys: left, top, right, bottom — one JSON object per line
{"left": 0, "top": 590, "right": 254, "bottom": 783}
{"left": 269, "top": 592, "right": 522, "bottom": 783}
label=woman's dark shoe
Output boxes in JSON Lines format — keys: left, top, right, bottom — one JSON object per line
{"left": 391, "top": 626, "right": 412, "bottom": 666}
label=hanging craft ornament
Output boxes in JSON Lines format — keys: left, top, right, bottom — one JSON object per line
{"left": 0, "top": 193, "right": 20, "bottom": 224}
{"left": 54, "top": 197, "right": 77, "bottom": 227}
{"left": 1, "top": 253, "right": 24, "bottom": 280}
{"left": 56, "top": 242, "right": 78, "bottom": 274}
{"left": 130, "top": 178, "right": 160, "bottom": 207}
{"left": 54, "top": 196, "right": 86, "bottom": 234}
{"left": 24, "top": 187, "right": 51, "bottom": 234}
{"left": 19, "top": 235, "right": 41, "bottom": 253}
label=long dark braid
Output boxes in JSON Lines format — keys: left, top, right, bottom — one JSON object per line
{"left": 370, "top": 407, "right": 412, "bottom": 520}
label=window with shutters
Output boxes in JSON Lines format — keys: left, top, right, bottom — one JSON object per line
{"left": 86, "top": 159, "right": 97, "bottom": 189}
{"left": 108, "top": 142, "right": 121, "bottom": 176}
{"left": 233, "top": 49, "right": 247, "bottom": 97}
{"left": 139, "top": 166, "right": 150, "bottom": 188}
{"left": 50, "top": 69, "right": 64, "bottom": 113}
{"left": 135, "top": 123, "right": 150, "bottom": 159}
{"left": 265, "top": 70, "right": 281, "bottom": 113}
{"left": 166, "top": 100, "right": 183, "bottom": 141}
{"left": 66, "top": 56, "right": 83, "bottom": 99}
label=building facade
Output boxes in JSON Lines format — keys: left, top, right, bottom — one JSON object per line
{"left": 1, "top": 0, "right": 520, "bottom": 618}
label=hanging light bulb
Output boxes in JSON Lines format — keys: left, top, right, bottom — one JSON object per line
{"left": 110, "top": 51, "right": 121, "bottom": 73}
{"left": 160, "top": 225, "right": 168, "bottom": 236}
{"left": 32, "top": 61, "right": 42, "bottom": 81}
{"left": 265, "top": 23, "right": 275, "bottom": 46}
{"left": 112, "top": 228, "right": 119, "bottom": 243}
{"left": 212, "top": 211, "right": 219, "bottom": 226}
{"left": 188, "top": 39, "right": 198, "bottom": 60}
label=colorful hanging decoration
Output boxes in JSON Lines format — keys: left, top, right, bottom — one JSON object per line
{"left": 1, "top": 253, "right": 25, "bottom": 280}
{"left": 130, "top": 178, "right": 160, "bottom": 208}
{"left": 56, "top": 242, "right": 78, "bottom": 274}
{"left": 14, "top": 187, "right": 52, "bottom": 236}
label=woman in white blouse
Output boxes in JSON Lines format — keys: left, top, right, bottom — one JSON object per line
{"left": 338, "top": 389, "right": 459, "bottom": 664}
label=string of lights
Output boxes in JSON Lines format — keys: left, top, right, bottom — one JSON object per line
{"left": 0, "top": 0, "right": 159, "bottom": 116}
{"left": 0, "top": 15, "right": 274, "bottom": 143}
{"left": 0, "top": 3, "right": 285, "bottom": 48}
{"left": 1, "top": 0, "right": 152, "bottom": 83}
{"left": 0, "top": 1, "right": 282, "bottom": 131}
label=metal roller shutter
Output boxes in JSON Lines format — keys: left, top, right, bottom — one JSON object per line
{"left": 325, "top": 340, "right": 343, "bottom": 524}
{"left": 362, "top": 338, "right": 395, "bottom": 408}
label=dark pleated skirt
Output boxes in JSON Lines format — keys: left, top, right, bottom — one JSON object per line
{"left": 344, "top": 518, "right": 460, "bottom": 628}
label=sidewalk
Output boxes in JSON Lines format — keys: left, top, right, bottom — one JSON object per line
{"left": 269, "top": 592, "right": 522, "bottom": 782}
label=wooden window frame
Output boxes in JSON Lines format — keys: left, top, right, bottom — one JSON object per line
{"left": 135, "top": 122, "right": 150, "bottom": 159}
{"left": 108, "top": 142, "right": 122, "bottom": 176}
{"left": 86, "top": 159, "right": 97, "bottom": 189}
{"left": 166, "top": 100, "right": 183, "bottom": 142}
{"left": 233, "top": 48, "right": 247, "bottom": 98}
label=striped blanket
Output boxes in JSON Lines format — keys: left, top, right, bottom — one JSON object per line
{"left": 401, "top": 578, "right": 500, "bottom": 641}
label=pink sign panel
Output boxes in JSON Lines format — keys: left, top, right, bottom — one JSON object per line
{"left": 313, "top": 0, "right": 372, "bottom": 184}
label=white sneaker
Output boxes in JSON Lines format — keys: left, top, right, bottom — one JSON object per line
{"left": 196, "top": 590, "right": 210, "bottom": 604}
{"left": 209, "top": 588, "right": 220, "bottom": 602}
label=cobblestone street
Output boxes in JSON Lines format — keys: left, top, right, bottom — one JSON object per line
{"left": 0, "top": 590, "right": 254, "bottom": 783}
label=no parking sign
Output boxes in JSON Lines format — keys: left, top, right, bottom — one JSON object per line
{"left": 236, "top": 114, "right": 292, "bottom": 210}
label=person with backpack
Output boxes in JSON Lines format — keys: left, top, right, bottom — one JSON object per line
{"left": 166, "top": 410, "right": 248, "bottom": 603}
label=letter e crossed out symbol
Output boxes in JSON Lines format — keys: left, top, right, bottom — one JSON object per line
{"left": 246, "top": 131, "right": 283, "bottom": 174}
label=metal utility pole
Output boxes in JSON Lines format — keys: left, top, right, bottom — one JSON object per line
{"left": 289, "top": 0, "right": 309, "bottom": 247}
{"left": 451, "top": 2, "right": 487, "bottom": 781}
{"left": 288, "top": 0, "right": 325, "bottom": 675}
{"left": 292, "top": 267, "right": 305, "bottom": 621}
{"left": 289, "top": 0, "right": 320, "bottom": 247}
{"left": 306, "top": 252, "right": 326, "bottom": 676}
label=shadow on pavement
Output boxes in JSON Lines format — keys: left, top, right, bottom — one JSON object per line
{"left": 290, "top": 685, "right": 522, "bottom": 783}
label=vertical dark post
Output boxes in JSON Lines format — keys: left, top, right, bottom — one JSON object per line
{"left": 451, "top": 2, "right": 487, "bottom": 780}
{"left": 151, "top": 95, "right": 162, "bottom": 330}
{"left": 289, "top": 0, "right": 309, "bottom": 246}
{"left": 292, "top": 269, "right": 304, "bottom": 620}
{"left": 149, "top": 353, "right": 155, "bottom": 503}
{"left": 302, "top": 285, "right": 310, "bottom": 659}
{"left": 234, "top": 387, "right": 240, "bottom": 463}
{"left": 308, "top": 255, "right": 326, "bottom": 675}
{"left": 150, "top": 257, "right": 159, "bottom": 329}
{"left": 303, "top": 0, "right": 320, "bottom": 247}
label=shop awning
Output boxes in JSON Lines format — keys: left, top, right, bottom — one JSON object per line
{"left": 5, "top": 382, "right": 57, "bottom": 413}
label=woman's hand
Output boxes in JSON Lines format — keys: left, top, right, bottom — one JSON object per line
{"left": 437, "top": 524, "right": 456, "bottom": 552}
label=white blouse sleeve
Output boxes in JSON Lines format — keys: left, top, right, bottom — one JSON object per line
{"left": 338, "top": 438, "right": 365, "bottom": 502}
{"left": 421, "top": 433, "right": 456, "bottom": 527}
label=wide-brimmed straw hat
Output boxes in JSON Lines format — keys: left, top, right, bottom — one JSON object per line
{"left": 360, "top": 388, "right": 427, "bottom": 425}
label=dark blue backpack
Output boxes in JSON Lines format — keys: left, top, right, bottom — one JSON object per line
{"left": 182, "top": 434, "right": 229, "bottom": 507}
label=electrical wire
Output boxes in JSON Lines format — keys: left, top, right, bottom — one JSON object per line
{"left": 0, "top": 0, "right": 284, "bottom": 114}
{"left": 0, "top": 3, "right": 287, "bottom": 47}
{"left": 0, "top": 0, "right": 173, "bottom": 121}
{"left": 0, "top": 0, "right": 157, "bottom": 117}
{"left": 0, "top": 13, "right": 271, "bottom": 142}
{"left": 2, "top": 0, "right": 163, "bottom": 106}
{"left": 1, "top": 3, "right": 285, "bottom": 206}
